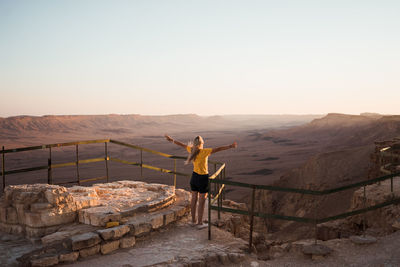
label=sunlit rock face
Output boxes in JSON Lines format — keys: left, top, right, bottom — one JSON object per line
{"left": 0, "top": 181, "right": 176, "bottom": 238}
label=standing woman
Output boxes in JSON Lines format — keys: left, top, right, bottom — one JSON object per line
{"left": 165, "top": 134, "right": 237, "bottom": 228}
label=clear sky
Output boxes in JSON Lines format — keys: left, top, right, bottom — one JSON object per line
{"left": 0, "top": 0, "right": 399, "bottom": 117}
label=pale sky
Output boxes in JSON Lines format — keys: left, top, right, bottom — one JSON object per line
{"left": 1, "top": 0, "right": 399, "bottom": 117}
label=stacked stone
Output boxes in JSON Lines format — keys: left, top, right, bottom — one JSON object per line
{"left": 0, "top": 181, "right": 178, "bottom": 241}
{"left": 74, "top": 181, "right": 176, "bottom": 227}
{"left": 0, "top": 184, "right": 78, "bottom": 239}
{"left": 24, "top": 189, "right": 191, "bottom": 266}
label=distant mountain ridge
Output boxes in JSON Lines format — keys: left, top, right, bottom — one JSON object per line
{"left": 0, "top": 113, "right": 322, "bottom": 146}
{"left": 265, "top": 113, "right": 400, "bottom": 148}
{"left": 0, "top": 114, "right": 324, "bottom": 133}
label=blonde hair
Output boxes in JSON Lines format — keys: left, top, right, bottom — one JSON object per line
{"left": 185, "top": 136, "right": 204, "bottom": 164}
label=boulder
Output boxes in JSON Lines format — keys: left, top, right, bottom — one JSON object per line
{"left": 97, "top": 225, "right": 130, "bottom": 240}
{"left": 30, "top": 255, "right": 59, "bottom": 267}
{"left": 350, "top": 235, "right": 377, "bottom": 244}
{"left": 59, "top": 251, "right": 79, "bottom": 263}
{"left": 71, "top": 232, "right": 101, "bottom": 251}
{"left": 101, "top": 240, "right": 120, "bottom": 254}
{"left": 79, "top": 244, "right": 100, "bottom": 258}
{"left": 120, "top": 236, "right": 136, "bottom": 248}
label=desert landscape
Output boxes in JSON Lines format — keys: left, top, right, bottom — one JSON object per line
{"left": 0, "top": 114, "right": 322, "bottom": 196}
{"left": 2, "top": 113, "right": 399, "bottom": 216}
{"left": 2, "top": 1, "right": 399, "bottom": 265}
{"left": 2, "top": 113, "right": 400, "bottom": 266}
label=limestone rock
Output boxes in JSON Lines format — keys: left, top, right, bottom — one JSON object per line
{"left": 150, "top": 214, "right": 164, "bottom": 229}
{"left": 25, "top": 225, "right": 61, "bottom": 239}
{"left": 163, "top": 210, "right": 176, "bottom": 225}
{"left": 41, "top": 223, "right": 98, "bottom": 245}
{"left": 24, "top": 210, "right": 77, "bottom": 228}
{"left": 228, "top": 252, "right": 245, "bottom": 263}
{"left": 0, "top": 180, "right": 183, "bottom": 242}
{"left": 130, "top": 222, "right": 152, "bottom": 237}
{"left": 5, "top": 207, "right": 18, "bottom": 224}
{"left": 59, "top": 251, "right": 79, "bottom": 263}
{"left": 171, "top": 205, "right": 188, "bottom": 218}
{"left": 350, "top": 235, "right": 377, "bottom": 244}
{"left": 79, "top": 244, "right": 100, "bottom": 258}
{"left": 392, "top": 218, "right": 400, "bottom": 230}
{"left": 71, "top": 232, "right": 101, "bottom": 251}
{"left": 0, "top": 222, "right": 25, "bottom": 235}
{"left": 30, "top": 255, "right": 59, "bottom": 267}
{"left": 101, "top": 240, "right": 120, "bottom": 254}
{"left": 97, "top": 225, "right": 130, "bottom": 240}
{"left": 30, "top": 203, "right": 53, "bottom": 212}
{"left": 78, "top": 206, "right": 121, "bottom": 226}
{"left": 302, "top": 243, "right": 333, "bottom": 257}
{"left": 120, "top": 236, "right": 136, "bottom": 248}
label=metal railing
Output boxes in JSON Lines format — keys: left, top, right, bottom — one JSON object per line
{"left": 208, "top": 169, "right": 400, "bottom": 251}
{"left": 2, "top": 138, "right": 400, "bottom": 254}
{"left": 0, "top": 139, "right": 224, "bottom": 191}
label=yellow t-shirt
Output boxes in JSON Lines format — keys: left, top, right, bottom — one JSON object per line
{"left": 186, "top": 147, "right": 213, "bottom": 175}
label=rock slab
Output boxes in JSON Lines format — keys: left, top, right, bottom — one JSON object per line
{"left": 71, "top": 232, "right": 101, "bottom": 251}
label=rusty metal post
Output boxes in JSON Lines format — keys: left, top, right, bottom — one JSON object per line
{"left": 208, "top": 178, "right": 212, "bottom": 240}
{"left": 222, "top": 167, "right": 226, "bottom": 200}
{"left": 363, "top": 185, "right": 366, "bottom": 236}
{"left": 76, "top": 144, "right": 80, "bottom": 185}
{"left": 173, "top": 159, "right": 176, "bottom": 188}
{"left": 314, "top": 219, "right": 318, "bottom": 244}
{"left": 217, "top": 172, "right": 221, "bottom": 220}
{"left": 105, "top": 142, "right": 109, "bottom": 183}
{"left": 140, "top": 149, "right": 143, "bottom": 179}
{"left": 2, "top": 146, "right": 5, "bottom": 192}
{"left": 314, "top": 197, "right": 318, "bottom": 245}
{"left": 391, "top": 151, "right": 394, "bottom": 193}
{"left": 391, "top": 176, "right": 394, "bottom": 193}
{"left": 213, "top": 163, "right": 217, "bottom": 196}
{"left": 47, "top": 147, "right": 52, "bottom": 184}
{"left": 249, "top": 185, "right": 256, "bottom": 252}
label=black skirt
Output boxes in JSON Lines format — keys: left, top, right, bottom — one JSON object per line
{"left": 190, "top": 172, "right": 209, "bottom": 193}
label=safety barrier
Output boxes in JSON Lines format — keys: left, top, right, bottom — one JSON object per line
{"left": 2, "top": 139, "right": 400, "bottom": 253}
{"left": 0, "top": 139, "right": 224, "bottom": 190}
{"left": 208, "top": 158, "right": 400, "bottom": 251}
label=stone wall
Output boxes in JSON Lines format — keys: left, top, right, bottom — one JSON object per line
{"left": 17, "top": 188, "right": 191, "bottom": 266}
{"left": 0, "top": 180, "right": 176, "bottom": 240}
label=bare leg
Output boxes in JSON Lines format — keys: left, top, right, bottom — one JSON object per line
{"left": 197, "top": 193, "right": 207, "bottom": 224}
{"left": 191, "top": 191, "right": 198, "bottom": 223}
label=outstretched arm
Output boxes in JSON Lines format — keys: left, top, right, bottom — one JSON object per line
{"left": 211, "top": 142, "right": 237, "bottom": 154}
{"left": 164, "top": 135, "right": 188, "bottom": 149}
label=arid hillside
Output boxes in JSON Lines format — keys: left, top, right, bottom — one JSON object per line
{"left": 257, "top": 113, "right": 400, "bottom": 240}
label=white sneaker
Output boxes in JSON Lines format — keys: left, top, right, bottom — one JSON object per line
{"left": 196, "top": 223, "right": 208, "bottom": 230}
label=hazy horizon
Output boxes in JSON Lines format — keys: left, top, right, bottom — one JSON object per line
{"left": 1, "top": 1, "right": 399, "bottom": 117}
{"left": 2, "top": 112, "right": 389, "bottom": 120}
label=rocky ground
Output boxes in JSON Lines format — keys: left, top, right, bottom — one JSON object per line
{"left": 60, "top": 215, "right": 400, "bottom": 267}
{"left": 2, "top": 201, "right": 400, "bottom": 266}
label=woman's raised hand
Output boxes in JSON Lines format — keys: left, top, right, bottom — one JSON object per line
{"left": 231, "top": 142, "right": 237, "bottom": 148}
{"left": 164, "top": 134, "right": 173, "bottom": 142}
